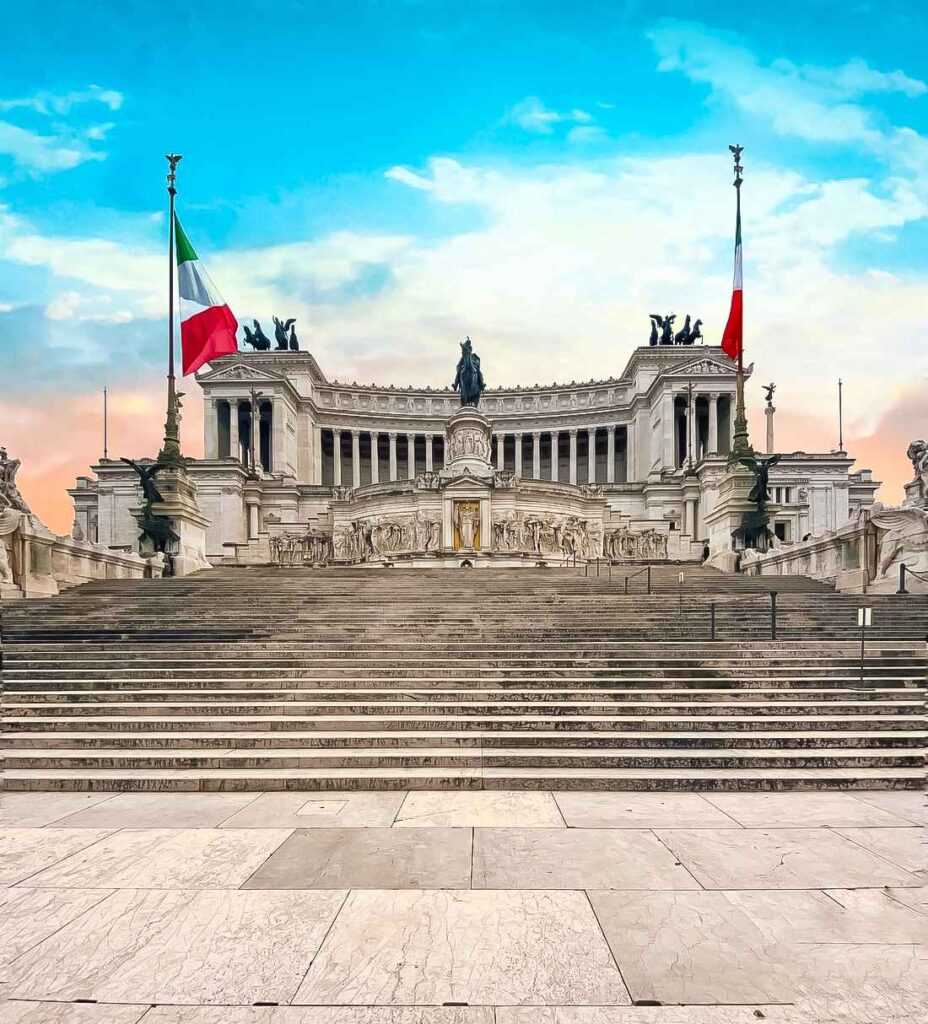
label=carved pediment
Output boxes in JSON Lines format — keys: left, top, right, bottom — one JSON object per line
{"left": 197, "top": 363, "right": 286, "bottom": 384}
{"left": 442, "top": 472, "right": 493, "bottom": 491}
{"left": 664, "top": 357, "right": 748, "bottom": 378}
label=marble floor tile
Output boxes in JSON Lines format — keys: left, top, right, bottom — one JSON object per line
{"left": 730, "top": 888, "right": 928, "bottom": 944}
{"left": 52, "top": 792, "right": 260, "bottom": 828}
{"left": 497, "top": 1009, "right": 799, "bottom": 1024}
{"left": 588, "top": 890, "right": 793, "bottom": 1004}
{"left": 220, "top": 792, "right": 408, "bottom": 828}
{"left": 0, "top": 1003, "right": 150, "bottom": 1023}
{"left": 394, "top": 791, "right": 563, "bottom": 827}
{"left": 4, "top": 887, "right": 346, "bottom": 1005}
{"left": 787, "top": 942, "right": 928, "bottom": 1023}
{"left": 0, "top": 794, "right": 117, "bottom": 828}
{"left": 0, "top": 829, "right": 113, "bottom": 886}
{"left": 701, "top": 792, "right": 913, "bottom": 828}
{"left": 657, "top": 828, "right": 919, "bottom": 889}
{"left": 294, "top": 889, "right": 629, "bottom": 1005}
{"left": 553, "top": 793, "right": 736, "bottom": 829}
{"left": 243, "top": 827, "right": 472, "bottom": 889}
{"left": 473, "top": 828, "right": 700, "bottom": 890}
{"left": 24, "top": 828, "right": 291, "bottom": 889}
{"left": 852, "top": 790, "right": 927, "bottom": 825}
{"left": 834, "top": 827, "right": 927, "bottom": 875}
{"left": 885, "top": 885, "right": 928, "bottom": 915}
{"left": 0, "top": 887, "right": 113, "bottom": 966}
{"left": 143, "top": 1008, "right": 494, "bottom": 1024}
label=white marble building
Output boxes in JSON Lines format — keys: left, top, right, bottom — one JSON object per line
{"left": 70, "top": 344, "right": 879, "bottom": 565}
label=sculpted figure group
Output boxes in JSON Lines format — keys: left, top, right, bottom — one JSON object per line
{"left": 242, "top": 317, "right": 299, "bottom": 351}
{"left": 648, "top": 314, "right": 703, "bottom": 347}
{"left": 491, "top": 512, "right": 603, "bottom": 560}
{"left": 0, "top": 448, "right": 30, "bottom": 514}
{"left": 270, "top": 529, "right": 332, "bottom": 565}
{"left": 603, "top": 527, "right": 669, "bottom": 561}
{"left": 445, "top": 427, "right": 490, "bottom": 462}
{"left": 333, "top": 513, "right": 442, "bottom": 561}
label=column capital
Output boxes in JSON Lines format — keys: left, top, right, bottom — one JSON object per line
{"left": 568, "top": 428, "right": 578, "bottom": 438}
{"left": 332, "top": 426, "right": 342, "bottom": 436}
{"left": 388, "top": 431, "right": 397, "bottom": 439}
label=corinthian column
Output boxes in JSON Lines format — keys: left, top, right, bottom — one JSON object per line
{"left": 388, "top": 432, "right": 397, "bottom": 481}
{"left": 514, "top": 433, "right": 523, "bottom": 476}
{"left": 606, "top": 427, "right": 615, "bottom": 484}
{"left": 533, "top": 432, "right": 541, "bottom": 478}
{"left": 708, "top": 394, "right": 719, "bottom": 455}
{"left": 496, "top": 433, "right": 504, "bottom": 469}
{"left": 551, "top": 432, "right": 559, "bottom": 482}
{"left": 587, "top": 427, "right": 596, "bottom": 483}
{"left": 569, "top": 430, "right": 578, "bottom": 485}
{"left": 425, "top": 434, "right": 434, "bottom": 472}
{"left": 332, "top": 429, "right": 342, "bottom": 486}
{"left": 406, "top": 433, "right": 415, "bottom": 479}
{"left": 370, "top": 431, "right": 380, "bottom": 483}
{"left": 351, "top": 430, "right": 361, "bottom": 488}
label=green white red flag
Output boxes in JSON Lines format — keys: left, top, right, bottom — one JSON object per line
{"left": 720, "top": 196, "right": 743, "bottom": 361}
{"left": 175, "top": 215, "right": 238, "bottom": 375}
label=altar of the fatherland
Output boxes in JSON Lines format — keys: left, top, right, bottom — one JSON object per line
{"left": 69, "top": 340, "right": 877, "bottom": 571}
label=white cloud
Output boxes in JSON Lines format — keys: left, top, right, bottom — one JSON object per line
{"left": 507, "top": 97, "right": 597, "bottom": 135}
{"left": 0, "top": 121, "right": 102, "bottom": 173}
{"left": 567, "top": 125, "right": 608, "bottom": 145}
{"left": 0, "top": 85, "right": 124, "bottom": 116}
{"left": 45, "top": 290, "right": 133, "bottom": 323}
{"left": 648, "top": 20, "right": 927, "bottom": 158}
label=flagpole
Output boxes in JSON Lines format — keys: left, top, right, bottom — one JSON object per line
{"left": 728, "top": 144, "right": 753, "bottom": 462}
{"left": 103, "top": 386, "right": 108, "bottom": 460}
{"left": 159, "top": 153, "right": 183, "bottom": 465}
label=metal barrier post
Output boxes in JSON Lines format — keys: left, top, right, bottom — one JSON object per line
{"left": 710, "top": 603, "right": 716, "bottom": 641}
{"left": 647, "top": 565, "right": 651, "bottom": 594}
{"left": 770, "top": 591, "right": 777, "bottom": 640}
{"left": 624, "top": 576, "right": 629, "bottom": 595}
{"left": 898, "top": 563, "right": 908, "bottom": 595}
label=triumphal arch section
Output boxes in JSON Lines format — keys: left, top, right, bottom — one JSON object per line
{"left": 70, "top": 343, "right": 878, "bottom": 568}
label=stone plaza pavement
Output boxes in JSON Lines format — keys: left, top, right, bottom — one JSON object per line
{"left": 0, "top": 789, "right": 924, "bottom": 1024}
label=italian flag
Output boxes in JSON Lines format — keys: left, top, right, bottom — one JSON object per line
{"left": 720, "top": 194, "right": 743, "bottom": 362}
{"left": 175, "top": 215, "right": 238, "bottom": 375}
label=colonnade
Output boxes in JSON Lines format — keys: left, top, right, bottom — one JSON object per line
{"left": 212, "top": 398, "right": 274, "bottom": 471}
{"left": 672, "top": 392, "right": 733, "bottom": 468}
{"left": 319, "top": 425, "right": 632, "bottom": 487}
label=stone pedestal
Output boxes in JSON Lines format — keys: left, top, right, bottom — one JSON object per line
{"left": 443, "top": 408, "right": 493, "bottom": 479}
{"left": 148, "top": 464, "right": 212, "bottom": 577}
{"left": 703, "top": 465, "right": 765, "bottom": 572}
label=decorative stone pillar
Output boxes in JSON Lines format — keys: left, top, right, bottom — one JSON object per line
{"left": 587, "top": 427, "right": 596, "bottom": 484}
{"left": 708, "top": 394, "right": 719, "bottom": 455}
{"left": 388, "top": 433, "right": 398, "bottom": 481}
{"left": 351, "top": 430, "right": 361, "bottom": 488}
{"left": 628, "top": 420, "right": 637, "bottom": 482}
{"left": 568, "top": 430, "right": 578, "bottom": 485}
{"left": 606, "top": 427, "right": 615, "bottom": 484}
{"left": 370, "top": 431, "right": 379, "bottom": 484}
{"left": 312, "top": 423, "right": 322, "bottom": 484}
{"left": 532, "top": 432, "right": 541, "bottom": 479}
{"left": 229, "top": 401, "right": 240, "bottom": 463}
{"left": 551, "top": 432, "right": 559, "bottom": 482}
{"left": 406, "top": 433, "right": 416, "bottom": 479}
{"left": 662, "top": 390, "right": 675, "bottom": 469}
{"left": 496, "top": 434, "right": 504, "bottom": 470}
{"left": 765, "top": 402, "right": 776, "bottom": 454}
{"left": 204, "top": 399, "right": 218, "bottom": 459}
{"left": 514, "top": 433, "right": 523, "bottom": 477}
{"left": 271, "top": 399, "right": 286, "bottom": 475}
{"left": 425, "top": 434, "right": 434, "bottom": 472}
{"left": 684, "top": 392, "right": 694, "bottom": 469}
{"left": 332, "top": 429, "right": 342, "bottom": 486}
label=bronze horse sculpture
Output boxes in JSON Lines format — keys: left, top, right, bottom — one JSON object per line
{"left": 452, "top": 337, "right": 486, "bottom": 408}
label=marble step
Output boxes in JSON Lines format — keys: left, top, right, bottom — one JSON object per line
{"left": 5, "top": 713, "right": 924, "bottom": 732}
{"left": 4, "top": 765, "right": 923, "bottom": 792}
{"left": 8, "top": 687, "right": 922, "bottom": 703}
{"left": 6, "top": 699, "right": 922, "bottom": 719}
{"left": 5, "top": 729, "right": 923, "bottom": 750}
{"left": 5, "top": 747, "right": 922, "bottom": 770}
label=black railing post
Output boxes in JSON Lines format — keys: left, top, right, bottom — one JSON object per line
{"left": 624, "top": 576, "right": 629, "bottom": 595}
{"left": 770, "top": 591, "right": 777, "bottom": 640}
{"left": 897, "top": 563, "right": 908, "bottom": 594}
{"left": 596, "top": 559, "right": 601, "bottom": 577}
{"left": 647, "top": 565, "right": 652, "bottom": 594}
{"left": 710, "top": 602, "right": 716, "bottom": 641}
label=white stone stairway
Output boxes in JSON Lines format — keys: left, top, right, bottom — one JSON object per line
{"left": 2, "top": 567, "right": 926, "bottom": 791}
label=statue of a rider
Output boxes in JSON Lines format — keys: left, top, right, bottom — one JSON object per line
{"left": 452, "top": 336, "right": 486, "bottom": 408}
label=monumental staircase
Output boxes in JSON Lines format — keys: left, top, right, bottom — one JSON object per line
{"left": 2, "top": 565, "right": 926, "bottom": 791}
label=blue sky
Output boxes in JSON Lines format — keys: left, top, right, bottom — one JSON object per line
{"left": 1, "top": 1, "right": 927, "bottom": 526}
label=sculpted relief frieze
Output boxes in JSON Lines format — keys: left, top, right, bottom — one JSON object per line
{"left": 333, "top": 514, "right": 442, "bottom": 561}
{"left": 492, "top": 512, "right": 603, "bottom": 559}
{"left": 603, "top": 526, "right": 669, "bottom": 561}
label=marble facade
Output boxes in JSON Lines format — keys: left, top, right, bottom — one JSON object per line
{"left": 69, "top": 345, "right": 878, "bottom": 567}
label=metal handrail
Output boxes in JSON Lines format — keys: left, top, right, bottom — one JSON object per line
{"left": 898, "top": 563, "right": 928, "bottom": 594}
{"left": 622, "top": 564, "right": 651, "bottom": 594}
